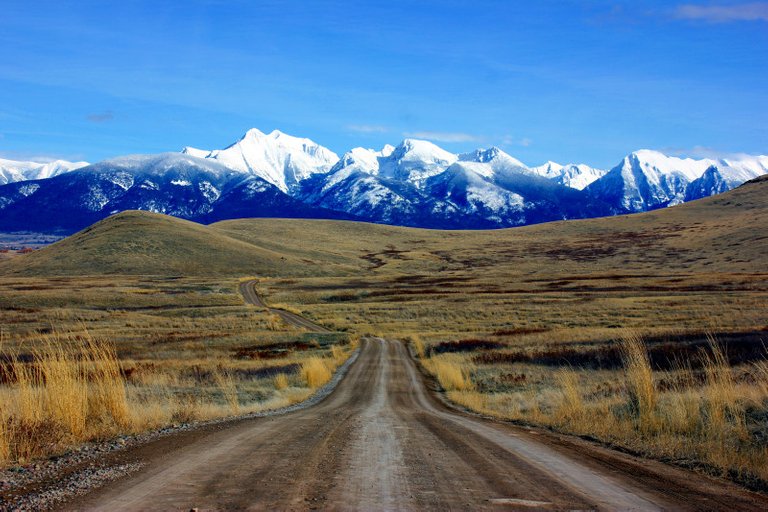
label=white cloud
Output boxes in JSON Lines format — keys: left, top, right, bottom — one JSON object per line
{"left": 403, "top": 131, "right": 483, "bottom": 143}
{"left": 674, "top": 3, "right": 768, "bottom": 22}
{"left": 661, "top": 145, "right": 763, "bottom": 160}
{"left": 0, "top": 151, "right": 85, "bottom": 163}
{"left": 502, "top": 136, "right": 533, "bottom": 147}
{"left": 347, "top": 124, "right": 389, "bottom": 133}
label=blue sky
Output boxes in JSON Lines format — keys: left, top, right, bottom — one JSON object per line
{"left": 1, "top": 0, "right": 766, "bottom": 168}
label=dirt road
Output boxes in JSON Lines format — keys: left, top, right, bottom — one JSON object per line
{"left": 70, "top": 335, "right": 766, "bottom": 511}
{"left": 239, "top": 280, "right": 331, "bottom": 332}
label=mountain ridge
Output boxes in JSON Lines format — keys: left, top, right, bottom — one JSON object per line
{"left": 0, "top": 157, "right": 89, "bottom": 186}
{"left": 0, "top": 129, "right": 765, "bottom": 233}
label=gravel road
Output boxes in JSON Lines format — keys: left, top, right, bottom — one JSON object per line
{"left": 239, "top": 280, "right": 331, "bottom": 332}
{"left": 68, "top": 337, "right": 766, "bottom": 511}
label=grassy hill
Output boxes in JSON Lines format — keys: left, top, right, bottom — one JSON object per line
{"left": 214, "top": 175, "right": 768, "bottom": 277}
{"left": 0, "top": 210, "right": 352, "bottom": 277}
{"left": 2, "top": 176, "right": 767, "bottom": 278}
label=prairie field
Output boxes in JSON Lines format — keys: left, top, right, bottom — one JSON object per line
{"left": 0, "top": 276, "right": 356, "bottom": 465}
{"left": 0, "top": 178, "right": 766, "bottom": 491}
{"left": 248, "top": 179, "right": 768, "bottom": 490}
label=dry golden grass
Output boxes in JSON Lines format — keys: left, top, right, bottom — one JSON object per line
{"left": 301, "top": 357, "right": 333, "bottom": 389}
{"left": 554, "top": 369, "right": 583, "bottom": 424}
{"left": 0, "top": 333, "right": 131, "bottom": 463}
{"left": 413, "top": 333, "right": 768, "bottom": 490}
{"left": 274, "top": 373, "right": 289, "bottom": 390}
{"left": 424, "top": 357, "right": 474, "bottom": 392}
{"left": 0, "top": 276, "right": 358, "bottom": 467}
{"left": 622, "top": 334, "right": 658, "bottom": 432}
{"left": 214, "top": 371, "right": 240, "bottom": 414}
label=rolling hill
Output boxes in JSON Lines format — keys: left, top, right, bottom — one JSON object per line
{"left": 1, "top": 175, "right": 766, "bottom": 279}
{"left": 0, "top": 210, "right": 354, "bottom": 277}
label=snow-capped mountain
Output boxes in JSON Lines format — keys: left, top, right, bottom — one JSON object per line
{"left": 374, "top": 139, "right": 457, "bottom": 187}
{"left": 459, "top": 147, "right": 526, "bottom": 170}
{"left": 0, "top": 158, "right": 89, "bottom": 185}
{"left": 296, "top": 144, "right": 425, "bottom": 225}
{"left": 684, "top": 156, "right": 768, "bottom": 201}
{"left": 529, "top": 161, "right": 607, "bottom": 190}
{"left": 182, "top": 128, "right": 338, "bottom": 193}
{"left": 0, "top": 128, "right": 765, "bottom": 233}
{"left": 298, "top": 142, "right": 611, "bottom": 228}
{"left": 586, "top": 150, "right": 768, "bottom": 212}
{"left": 423, "top": 162, "right": 528, "bottom": 226}
{"left": 0, "top": 152, "right": 350, "bottom": 233}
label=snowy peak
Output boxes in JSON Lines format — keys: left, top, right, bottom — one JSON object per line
{"left": 91, "top": 152, "right": 239, "bottom": 177}
{"left": 181, "top": 128, "right": 339, "bottom": 192}
{"left": 0, "top": 158, "right": 89, "bottom": 185}
{"left": 587, "top": 149, "right": 768, "bottom": 212}
{"left": 530, "top": 161, "right": 607, "bottom": 190}
{"left": 624, "top": 150, "right": 712, "bottom": 182}
{"left": 440, "top": 161, "right": 496, "bottom": 181}
{"left": 459, "top": 147, "right": 526, "bottom": 169}
{"left": 377, "top": 139, "right": 457, "bottom": 185}
{"left": 714, "top": 155, "right": 768, "bottom": 180}
{"left": 180, "top": 146, "right": 210, "bottom": 159}
{"left": 391, "top": 139, "right": 457, "bottom": 165}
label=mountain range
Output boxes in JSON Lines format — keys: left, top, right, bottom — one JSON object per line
{"left": 0, "top": 157, "right": 89, "bottom": 185}
{"left": 0, "top": 128, "right": 765, "bottom": 233}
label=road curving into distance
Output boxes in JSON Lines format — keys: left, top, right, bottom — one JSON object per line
{"left": 65, "top": 287, "right": 767, "bottom": 511}
{"left": 239, "top": 279, "right": 331, "bottom": 332}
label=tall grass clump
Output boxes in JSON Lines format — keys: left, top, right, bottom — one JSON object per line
{"left": 411, "top": 335, "right": 426, "bottom": 359}
{"left": 214, "top": 370, "right": 240, "bottom": 414}
{"left": 302, "top": 357, "right": 332, "bottom": 388}
{"left": 274, "top": 373, "right": 289, "bottom": 390}
{"left": 555, "top": 369, "right": 583, "bottom": 424}
{"left": 0, "top": 332, "right": 131, "bottom": 464}
{"left": 621, "top": 333, "right": 657, "bottom": 431}
{"left": 702, "top": 336, "right": 746, "bottom": 442}
{"left": 0, "top": 410, "right": 9, "bottom": 463}
{"left": 330, "top": 344, "right": 347, "bottom": 366}
{"left": 427, "top": 357, "right": 474, "bottom": 392}
{"left": 82, "top": 334, "right": 130, "bottom": 430}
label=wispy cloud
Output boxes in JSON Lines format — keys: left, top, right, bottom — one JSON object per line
{"left": 347, "top": 124, "right": 389, "bottom": 134}
{"left": 674, "top": 2, "right": 768, "bottom": 23}
{"left": 86, "top": 110, "right": 114, "bottom": 123}
{"left": 661, "top": 145, "right": 764, "bottom": 160}
{"left": 502, "top": 136, "right": 533, "bottom": 147}
{"left": 404, "top": 131, "right": 483, "bottom": 143}
{"left": 0, "top": 151, "right": 85, "bottom": 163}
